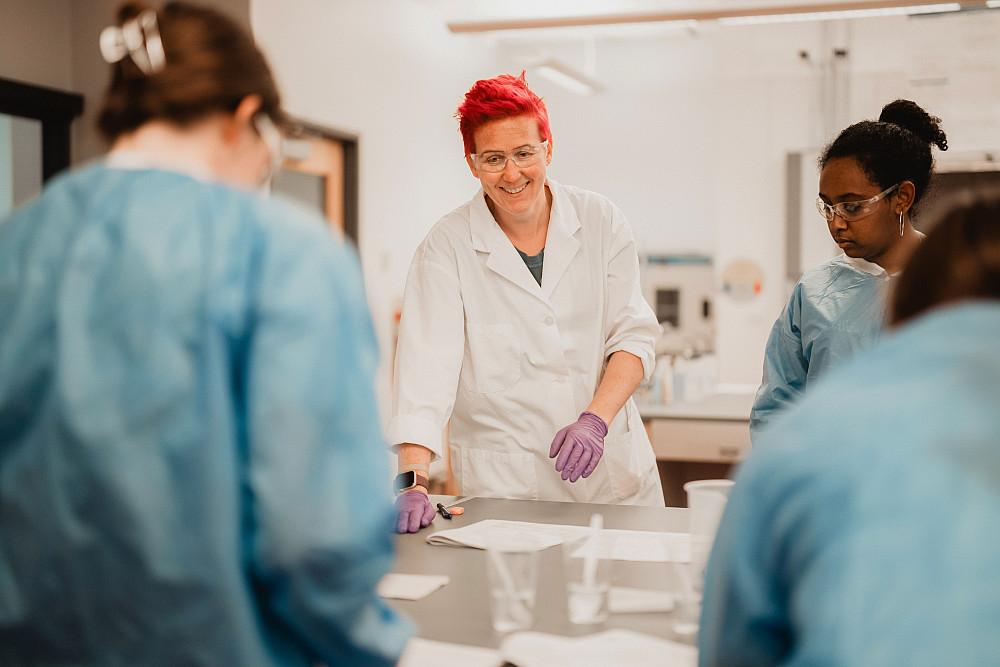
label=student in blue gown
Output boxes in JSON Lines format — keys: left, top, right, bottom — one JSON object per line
{"left": 700, "top": 195, "right": 1000, "bottom": 667}
{"left": 750, "top": 100, "right": 948, "bottom": 440}
{"left": 0, "top": 3, "right": 409, "bottom": 665}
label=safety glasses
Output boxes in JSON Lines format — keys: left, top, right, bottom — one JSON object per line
{"left": 816, "top": 183, "right": 899, "bottom": 223}
{"left": 471, "top": 141, "right": 548, "bottom": 173}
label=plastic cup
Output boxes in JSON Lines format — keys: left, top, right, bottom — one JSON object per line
{"left": 485, "top": 536, "right": 540, "bottom": 633}
{"left": 563, "top": 535, "right": 613, "bottom": 625}
{"left": 684, "top": 479, "right": 734, "bottom": 591}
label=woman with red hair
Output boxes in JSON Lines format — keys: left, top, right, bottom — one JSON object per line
{"left": 389, "top": 73, "right": 663, "bottom": 531}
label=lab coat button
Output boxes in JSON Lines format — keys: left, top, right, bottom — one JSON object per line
{"left": 544, "top": 316, "right": 554, "bottom": 326}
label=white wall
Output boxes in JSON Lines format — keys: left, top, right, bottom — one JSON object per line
{"left": 0, "top": 0, "right": 73, "bottom": 90}
{"left": 251, "top": 0, "right": 502, "bottom": 420}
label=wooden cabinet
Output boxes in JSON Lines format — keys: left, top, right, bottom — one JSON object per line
{"left": 640, "top": 392, "right": 753, "bottom": 506}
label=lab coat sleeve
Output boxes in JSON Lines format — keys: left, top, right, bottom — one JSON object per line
{"left": 603, "top": 205, "right": 660, "bottom": 383}
{"left": 750, "top": 288, "right": 808, "bottom": 442}
{"left": 387, "top": 238, "right": 465, "bottom": 460}
{"left": 245, "top": 228, "right": 410, "bottom": 667}
{"left": 699, "top": 452, "right": 792, "bottom": 667}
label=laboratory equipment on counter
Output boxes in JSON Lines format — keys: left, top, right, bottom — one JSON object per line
{"left": 640, "top": 254, "right": 715, "bottom": 355}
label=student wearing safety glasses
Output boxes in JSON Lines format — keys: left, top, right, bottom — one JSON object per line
{"left": 750, "top": 100, "right": 948, "bottom": 441}
{"left": 701, "top": 194, "right": 1000, "bottom": 667}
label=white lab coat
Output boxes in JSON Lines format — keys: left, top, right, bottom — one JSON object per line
{"left": 389, "top": 180, "right": 663, "bottom": 505}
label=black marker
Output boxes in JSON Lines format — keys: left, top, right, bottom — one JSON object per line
{"left": 436, "top": 503, "right": 453, "bottom": 520}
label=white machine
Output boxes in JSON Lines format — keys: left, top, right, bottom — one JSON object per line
{"left": 640, "top": 254, "right": 715, "bottom": 356}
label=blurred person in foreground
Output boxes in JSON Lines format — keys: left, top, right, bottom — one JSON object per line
{"left": 0, "top": 3, "right": 408, "bottom": 665}
{"left": 700, "top": 194, "right": 1000, "bottom": 666}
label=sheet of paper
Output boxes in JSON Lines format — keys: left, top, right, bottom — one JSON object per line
{"left": 570, "top": 529, "right": 691, "bottom": 563}
{"left": 608, "top": 586, "right": 675, "bottom": 614}
{"left": 501, "top": 629, "right": 697, "bottom": 667}
{"left": 377, "top": 573, "right": 450, "bottom": 600}
{"left": 427, "top": 519, "right": 690, "bottom": 562}
{"left": 426, "top": 519, "right": 587, "bottom": 551}
{"left": 398, "top": 638, "right": 501, "bottom": 667}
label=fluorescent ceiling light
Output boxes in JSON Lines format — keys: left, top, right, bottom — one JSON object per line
{"left": 448, "top": 2, "right": 974, "bottom": 33}
{"left": 532, "top": 60, "right": 603, "bottom": 95}
{"left": 718, "top": 3, "right": 961, "bottom": 25}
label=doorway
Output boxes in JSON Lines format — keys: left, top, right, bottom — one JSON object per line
{"left": 272, "top": 120, "right": 359, "bottom": 246}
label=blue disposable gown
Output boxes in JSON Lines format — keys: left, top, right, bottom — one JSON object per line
{"left": 700, "top": 303, "right": 1000, "bottom": 667}
{"left": 750, "top": 254, "right": 891, "bottom": 441}
{"left": 0, "top": 164, "right": 411, "bottom": 666}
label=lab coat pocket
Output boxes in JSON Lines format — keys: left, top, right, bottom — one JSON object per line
{"left": 603, "top": 427, "right": 657, "bottom": 502}
{"left": 460, "top": 447, "right": 538, "bottom": 500}
{"left": 603, "top": 432, "right": 642, "bottom": 501}
{"left": 463, "top": 322, "right": 522, "bottom": 394}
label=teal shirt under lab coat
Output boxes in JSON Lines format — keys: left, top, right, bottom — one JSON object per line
{"left": 701, "top": 303, "right": 1000, "bottom": 667}
{"left": 0, "top": 164, "right": 411, "bottom": 666}
{"left": 750, "top": 254, "right": 891, "bottom": 441}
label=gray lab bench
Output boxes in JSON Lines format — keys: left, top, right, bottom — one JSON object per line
{"left": 387, "top": 496, "right": 693, "bottom": 650}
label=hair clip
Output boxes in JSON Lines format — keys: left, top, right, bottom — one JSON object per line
{"left": 100, "top": 10, "right": 166, "bottom": 75}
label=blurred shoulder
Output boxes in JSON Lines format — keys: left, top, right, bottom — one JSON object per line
{"left": 251, "top": 193, "right": 348, "bottom": 255}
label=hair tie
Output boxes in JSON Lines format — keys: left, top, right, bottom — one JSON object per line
{"left": 99, "top": 10, "right": 165, "bottom": 75}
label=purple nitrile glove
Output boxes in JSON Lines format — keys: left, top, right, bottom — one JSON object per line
{"left": 548, "top": 411, "right": 608, "bottom": 483}
{"left": 395, "top": 491, "right": 435, "bottom": 533}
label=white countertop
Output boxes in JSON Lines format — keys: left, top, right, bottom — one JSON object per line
{"left": 637, "top": 391, "right": 754, "bottom": 422}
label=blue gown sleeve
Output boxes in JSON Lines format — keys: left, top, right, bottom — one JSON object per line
{"left": 244, "top": 221, "right": 411, "bottom": 666}
{"left": 698, "top": 453, "right": 791, "bottom": 667}
{"left": 750, "top": 287, "right": 808, "bottom": 442}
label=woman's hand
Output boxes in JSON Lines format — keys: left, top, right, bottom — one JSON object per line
{"left": 395, "top": 489, "right": 435, "bottom": 533}
{"left": 548, "top": 412, "right": 608, "bottom": 482}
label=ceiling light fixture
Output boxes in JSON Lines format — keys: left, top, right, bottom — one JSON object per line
{"left": 447, "top": 1, "right": 980, "bottom": 33}
{"left": 718, "top": 3, "right": 961, "bottom": 25}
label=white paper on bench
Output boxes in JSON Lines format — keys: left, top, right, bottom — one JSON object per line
{"left": 426, "top": 519, "right": 690, "bottom": 562}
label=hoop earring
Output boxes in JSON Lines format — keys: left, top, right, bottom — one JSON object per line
{"left": 898, "top": 210, "right": 904, "bottom": 237}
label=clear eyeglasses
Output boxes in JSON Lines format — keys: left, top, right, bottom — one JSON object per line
{"left": 816, "top": 183, "right": 899, "bottom": 223}
{"left": 471, "top": 141, "right": 548, "bottom": 173}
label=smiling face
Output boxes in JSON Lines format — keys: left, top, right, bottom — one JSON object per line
{"left": 466, "top": 114, "right": 552, "bottom": 228}
{"left": 818, "top": 157, "right": 901, "bottom": 263}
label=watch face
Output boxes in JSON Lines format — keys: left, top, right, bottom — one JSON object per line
{"left": 394, "top": 471, "right": 416, "bottom": 493}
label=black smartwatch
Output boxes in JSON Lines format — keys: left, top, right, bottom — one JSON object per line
{"left": 394, "top": 471, "right": 429, "bottom": 494}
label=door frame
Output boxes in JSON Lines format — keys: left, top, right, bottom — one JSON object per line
{"left": 284, "top": 119, "right": 360, "bottom": 246}
{"left": 0, "top": 78, "right": 84, "bottom": 182}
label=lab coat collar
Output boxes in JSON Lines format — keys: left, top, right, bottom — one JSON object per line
{"left": 839, "top": 253, "right": 890, "bottom": 278}
{"left": 105, "top": 149, "right": 216, "bottom": 184}
{"left": 540, "top": 180, "right": 582, "bottom": 298}
{"left": 469, "top": 179, "right": 581, "bottom": 303}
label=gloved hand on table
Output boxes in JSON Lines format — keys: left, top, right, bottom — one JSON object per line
{"left": 548, "top": 411, "right": 608, "bottom": 483}
{"left": 395, "top": 490, "right": 435, "bottom": 533}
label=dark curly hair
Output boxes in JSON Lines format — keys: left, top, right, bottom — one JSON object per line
{"left": 891, "top": 195, "right": 1000, "bottom": 326}
{"left": 820, "top": 100, "right": 948, "bottom": 216}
